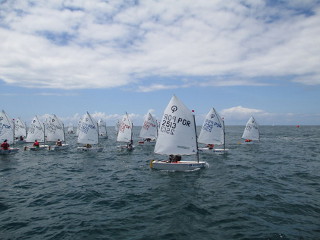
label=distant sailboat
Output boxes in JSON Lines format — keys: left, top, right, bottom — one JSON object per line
{"left": 241, "top": 116, "right": 260, "bottom": 143}
{"left": 67, "top": 125, "right": 74, "bottom": 134}
{"left": 98, "top": 119, "right": 108, "bottom": 139}
{"left": 138, "top": 112, "right": 157, "bottom": 144}
{"left": 77, "top": 112, "right": 103, "bottom": 152}
{"left": 150, "top": 96, "right": 208, "bottom": 171}
{"left": 45, "top": 114, "right": 69, "bottom": 150}
{"left": 14, "top": 117, "right": 27, "bottom": 142}
{"left": 117, "top": 113, "right": 134, "bottom": 150}
{"left": 198, "top": 108, "right": 228, "bottom": 154}
{"left": 0, "top": 110, "right": 19, "bottom": 154}
{"left": 25, "top": 116, "right": 48, "bottom": 150}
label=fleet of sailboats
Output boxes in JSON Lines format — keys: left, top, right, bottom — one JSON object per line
{"left": 1, "top": 97, "right": 265, "bottom": 171}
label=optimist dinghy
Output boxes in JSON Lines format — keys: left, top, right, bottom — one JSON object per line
{"left": 150, "top": 95, "right": 208, "bottom": 171}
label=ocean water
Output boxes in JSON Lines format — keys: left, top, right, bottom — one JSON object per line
{"left": 1, "top": 126, "right": 320, "bottom": 240}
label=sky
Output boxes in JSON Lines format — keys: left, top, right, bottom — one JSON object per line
{"left": 1, "top": 0, "right": 320, "bottom": 126}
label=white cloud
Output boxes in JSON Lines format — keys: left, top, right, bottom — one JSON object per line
{"left": 1, "top": 0, "right": 320, "bottom": 90}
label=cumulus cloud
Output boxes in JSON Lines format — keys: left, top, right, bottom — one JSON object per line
{"left": 1, "top": 0, "right": 320, "bottom": 90}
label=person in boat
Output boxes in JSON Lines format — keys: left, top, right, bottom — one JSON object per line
{"left": 168, "top": 154, "right": 181, "bottom": 163}
{"left": 127, "top": 140, "right": 133, "bottom": 150}
{"left": 245, "top": 139, "right": 252, "bottom": 142}
{"left": 1, "top": 139, "right": 10, "bottom": 150}
{"left": 145, "top": 138, "right": 151, "bottom": 142}
{"left": 56, "top": 139, "right": 62, "bottom": 146}
{"left": 33, "top": 140, "right": 40, "bottom": 148}
{"left": 84, "top": 144, "right": 92, "bottom": 148}
{"left": 207, "top": 144, "right": 214, "bottom": 149}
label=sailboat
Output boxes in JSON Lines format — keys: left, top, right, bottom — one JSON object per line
{"left": 138, "top": 112, "right": 158, "bottom": 144}
{"left": 77, "top": 112, "right": 103, "bottom": 152}
{"left": 98, "top": 119, "right": 108, "bottom": 139}
{"left": 241, "top": 116, "right": 260, "bottom": 143}
{"left": 0, "top": 110, "right": 19, "bottom": 154}
{"left": 150, "top": 96, "right": 208, "bottom": 171}
{"left": 67, "top": 125, "right": 74, "bottom": 134}
{"left": 117, "top": 113, "right": 134, "bottom": 150}
{"left": 25, "top": 116, "right": 48, "bottom": 150}
{"left": 198, "top": 108, "right": 228, "bottom": 154}
{"left": 45, "top": 114, "right": 69, "bottom": 150}
{"left": 14, "top": 117, "right": 27, "bottom": 142}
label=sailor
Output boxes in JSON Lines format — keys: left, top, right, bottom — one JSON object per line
{"left": 33, "top": 140, "right": 40, "bottom": 148}
{"left": 1, "top": 139, "right": 9, "bottom": 150}
{"left": 207, "top": 144, "right": 214, "bottom": 149}
{"left": 56, "top": 139, "right": 62, "bottom": 146}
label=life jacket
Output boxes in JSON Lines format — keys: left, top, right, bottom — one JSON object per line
{"left": 1, "top": 142, "right": 9, "bottom": 150}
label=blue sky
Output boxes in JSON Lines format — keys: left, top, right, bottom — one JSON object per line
{"left": 1, "top": 0, "right": 320, "bottom": 126}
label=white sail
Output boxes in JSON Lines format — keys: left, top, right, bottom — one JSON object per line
{"left": 67, "top": 125, "right": 74, "bottom": 133}
{"left": 76, "top": 118, "right": 82, "bottom": 136}
{"left": 26, "top": 116, "right": 45, "bottom": 143}
{"left": 154, "top": 95, "right": 197, "bottom": 155}
{"left": 0, "top": 110, "right": 15, "bottom": 144}
{"left": 98, "top": 119, "right": 108, "bottom": 137}
{"left": 198, "top": 108, "right": 224, "bottom": 145}
{"left": 241, "top": 116, "right": 260, "bottom": 141}
{"left": 45, "top": 114, "right": 65, "bottom": 142}
{"left": 117, "top": 113, "right": 133, "bottom": 143}
{"left": 77, "top": 112, "right": 99, "bottom": 145}
{"left": 139, "top": 112, "right": 158, "bottom": 140}
{"left": 14, "top": 118, "right": 27, "bottom": 139}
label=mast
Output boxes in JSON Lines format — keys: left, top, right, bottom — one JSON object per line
{"left": 223, "top": 118, "right": 226, "bottom": 151}
{"left": 192, "top": 110, "right": 200, "bottom": 163}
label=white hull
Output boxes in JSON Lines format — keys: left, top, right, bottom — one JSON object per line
{"left": 0, "top": 148, "right": 19, "bottom": 155}
{"left": 48, "top": 144, "right": 69, "bottom": 151}
{"left": 138, "top": 140, "right": 156, "bottom": 145}
{"left": 27, "top": 145, "right": 49, "bottom": 151}
{"left": 117, "top": 145, "right": 135, "bottom": 151}
{"left": 150, "top": 160, "right": 208, "bottom": 171}
{"left": 199, "top": 147, "right": 229, "bottom": 154}
{"left": 77, "top": 146, "right": 103, "bottom": 152}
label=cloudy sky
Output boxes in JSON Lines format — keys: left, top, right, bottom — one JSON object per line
{"left": 1, "top": 0, "right": 319, "bottom": 126}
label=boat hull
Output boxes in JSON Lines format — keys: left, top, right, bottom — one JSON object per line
{"left": 150, "top": 160, "right": 208, "bottom": 171}
{"left": 0, "top": 148, "right": 19, "bottom": 155}
{"left": 199, "top": 147, "right": 229, "bottom": 154}
{"left": 77, "top": 147, "right": 103, "bottom": 152}
{"left": 48, "top": 144, "right": 69, "bottom": 151}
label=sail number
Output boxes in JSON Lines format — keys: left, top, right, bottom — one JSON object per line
{"left": 161, "top": 114, "right": 191, "bottom": 135}
{"left": 203, "top": 119, "right": 222, "bottom": 132}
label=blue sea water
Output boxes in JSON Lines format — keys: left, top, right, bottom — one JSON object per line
{"left": 1, "top": 126, "right": 320, "bottom": 240}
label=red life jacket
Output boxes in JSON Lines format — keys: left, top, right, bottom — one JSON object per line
{"left": 1, "top": 142, "right": 9, "bottom": 150}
